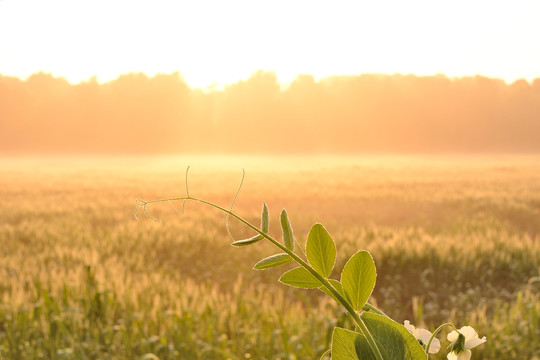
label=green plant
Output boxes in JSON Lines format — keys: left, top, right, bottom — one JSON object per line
{"left": 136, "top": 169, "right": 487, "bottom": 360}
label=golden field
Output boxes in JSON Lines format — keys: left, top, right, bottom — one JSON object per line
{"left": 0, "top": 155, "right": 539, "bottom": 359}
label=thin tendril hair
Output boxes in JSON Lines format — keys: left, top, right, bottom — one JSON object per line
{"left": 182, "top": 165, "right": 191, "bottom": 215}
{"left": 225, "top": 168, "right": 246, "bottom": 241}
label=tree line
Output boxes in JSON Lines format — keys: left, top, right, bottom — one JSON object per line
{"left": 1, "top": 71, "right": 539, "bottom": 154}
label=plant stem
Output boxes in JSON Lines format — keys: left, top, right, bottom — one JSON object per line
{"left": 426, "top": 322, "right": 457, "bottom": 357}
{"left": 139, "top": 196, "right": 385, "bottom": 360}
{"left": 362, "top": 303, "right": 388, "bottom": 317}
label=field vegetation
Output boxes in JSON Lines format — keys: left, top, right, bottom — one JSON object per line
{"left": 0, "top": 155, "right": 539, "bottom": 359}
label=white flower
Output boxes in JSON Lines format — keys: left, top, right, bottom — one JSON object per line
{"left": 404, "top": 320, "right": 441, "bottom": 354}
{"left": 447, "top": 326, "right": 487, "bottom": 360}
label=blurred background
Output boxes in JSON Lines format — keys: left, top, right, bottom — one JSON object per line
{"left": 1, "top": 1, "right": 539, "bottom": 359}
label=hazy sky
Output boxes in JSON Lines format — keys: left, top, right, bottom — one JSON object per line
{"left": 1, "top": 0, "right": 539, "bottom": 89}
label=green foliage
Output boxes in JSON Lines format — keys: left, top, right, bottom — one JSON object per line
{"left": 306, "top": 224, "right": 336, "bottom": 278}
{"left": 142, "top": 191, "right": 439, "bottom": 360}
{"left": 136, "top": 175, "right": 495, "bottom": 360}
{"left": 361, "top": 313, "right": 427, "bottom": 360}
{"left": 261, "top": 202, "right": 269, "bottom": 233}
{"left": 331, "top": 314, "right": 430, "bottom": 360}
{"left": 231, "top": 234, "right": 263, "bottom": 246}
{"left": 231, "top": 202, "right": 268, "bottom": 246}
{"left": 331, "top": 327, "right": 374, "bottom": 360}
{"left": 319, "top": 279, "right": 347, "bottom": 304}
{"left": 280, "top": 209, "right": 294, "bottom": 251}
{"left": 341, "top": 251, "right": 377, "bottom": 311}
{"left": 0, "top": 268, "right": 335, "bottom": 360}
{"left": 253, "top": 253, "right": 293, "bottom": 270}
{"left": 280, "top": 267, "right": 322, "bottom": 289}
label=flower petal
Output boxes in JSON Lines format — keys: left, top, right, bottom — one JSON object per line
{"left": 465, "top": 336, "right": 487, "bottom": 350}
{"left": 416, "top": 328, "right": 432, "bottom": 344}
{"left": 458, "top": 350, "right": 472, "bottom": 360}
{"left": 428, "top": 337, "right": 441, "bottom": 354}
{"left": 447, "top": 330, "right": 459, "bottom": 342}
{"left": 404, "top": 320, "right": 415, "bottom": 334}
{"left": 447, "top": 351, "right": 458, "bottom": 360}
{"left": 458, "top": 326, "right": 477, "bottom": 340}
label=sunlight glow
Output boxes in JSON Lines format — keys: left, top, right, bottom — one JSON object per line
{"left": 1, "top": 0, "right": 539, "bottom": 88}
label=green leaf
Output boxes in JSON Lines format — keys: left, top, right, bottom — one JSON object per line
{"left": 280, "top": 209, "right": 294, "bottom": 251}
{"left": 279, "top": 267, "right": 322, "bottom": 288}
{"left": 331, "top": 327, "right": 374, "bottom": 360}
{"left": 361, "top": 312, "right": 428, "bottom": 360}
{"left": 341, "top": 250, "right": 377, "bottom": 311}
{"left": 253, "top": 253, "right": 292, "bottom": 270}
{"left": 319, "top": 348, "right": 331, "bottom": 360}
{"left": 319, "top": 279, "right": 347, "bottom": 303}
{"left": 231, "top": 234, "right": 263, "bottom": 247}
{"left": 232, "top": 202, "right": 268, "bottom": 246}
{"left": 306, "top": 223, "right": 336, "bottom": 278}
{"left": 261, "top": 202, "right": 269, "bottom": 233}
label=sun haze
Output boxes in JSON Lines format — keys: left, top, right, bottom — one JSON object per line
{"left": 1, "top": 0, "right": 540, "bottom": 88}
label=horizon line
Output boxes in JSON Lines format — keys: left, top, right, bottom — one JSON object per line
{"left": 1, "top": 70, "right": 538, "bottom": 90}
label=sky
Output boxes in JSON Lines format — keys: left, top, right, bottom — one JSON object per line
{"left": 1, "top": 0, "right": 540, "bottom": 89}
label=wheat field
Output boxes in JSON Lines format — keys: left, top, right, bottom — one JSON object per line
{"left": 0, "top": 155, "right": 539, "bottom": 359}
